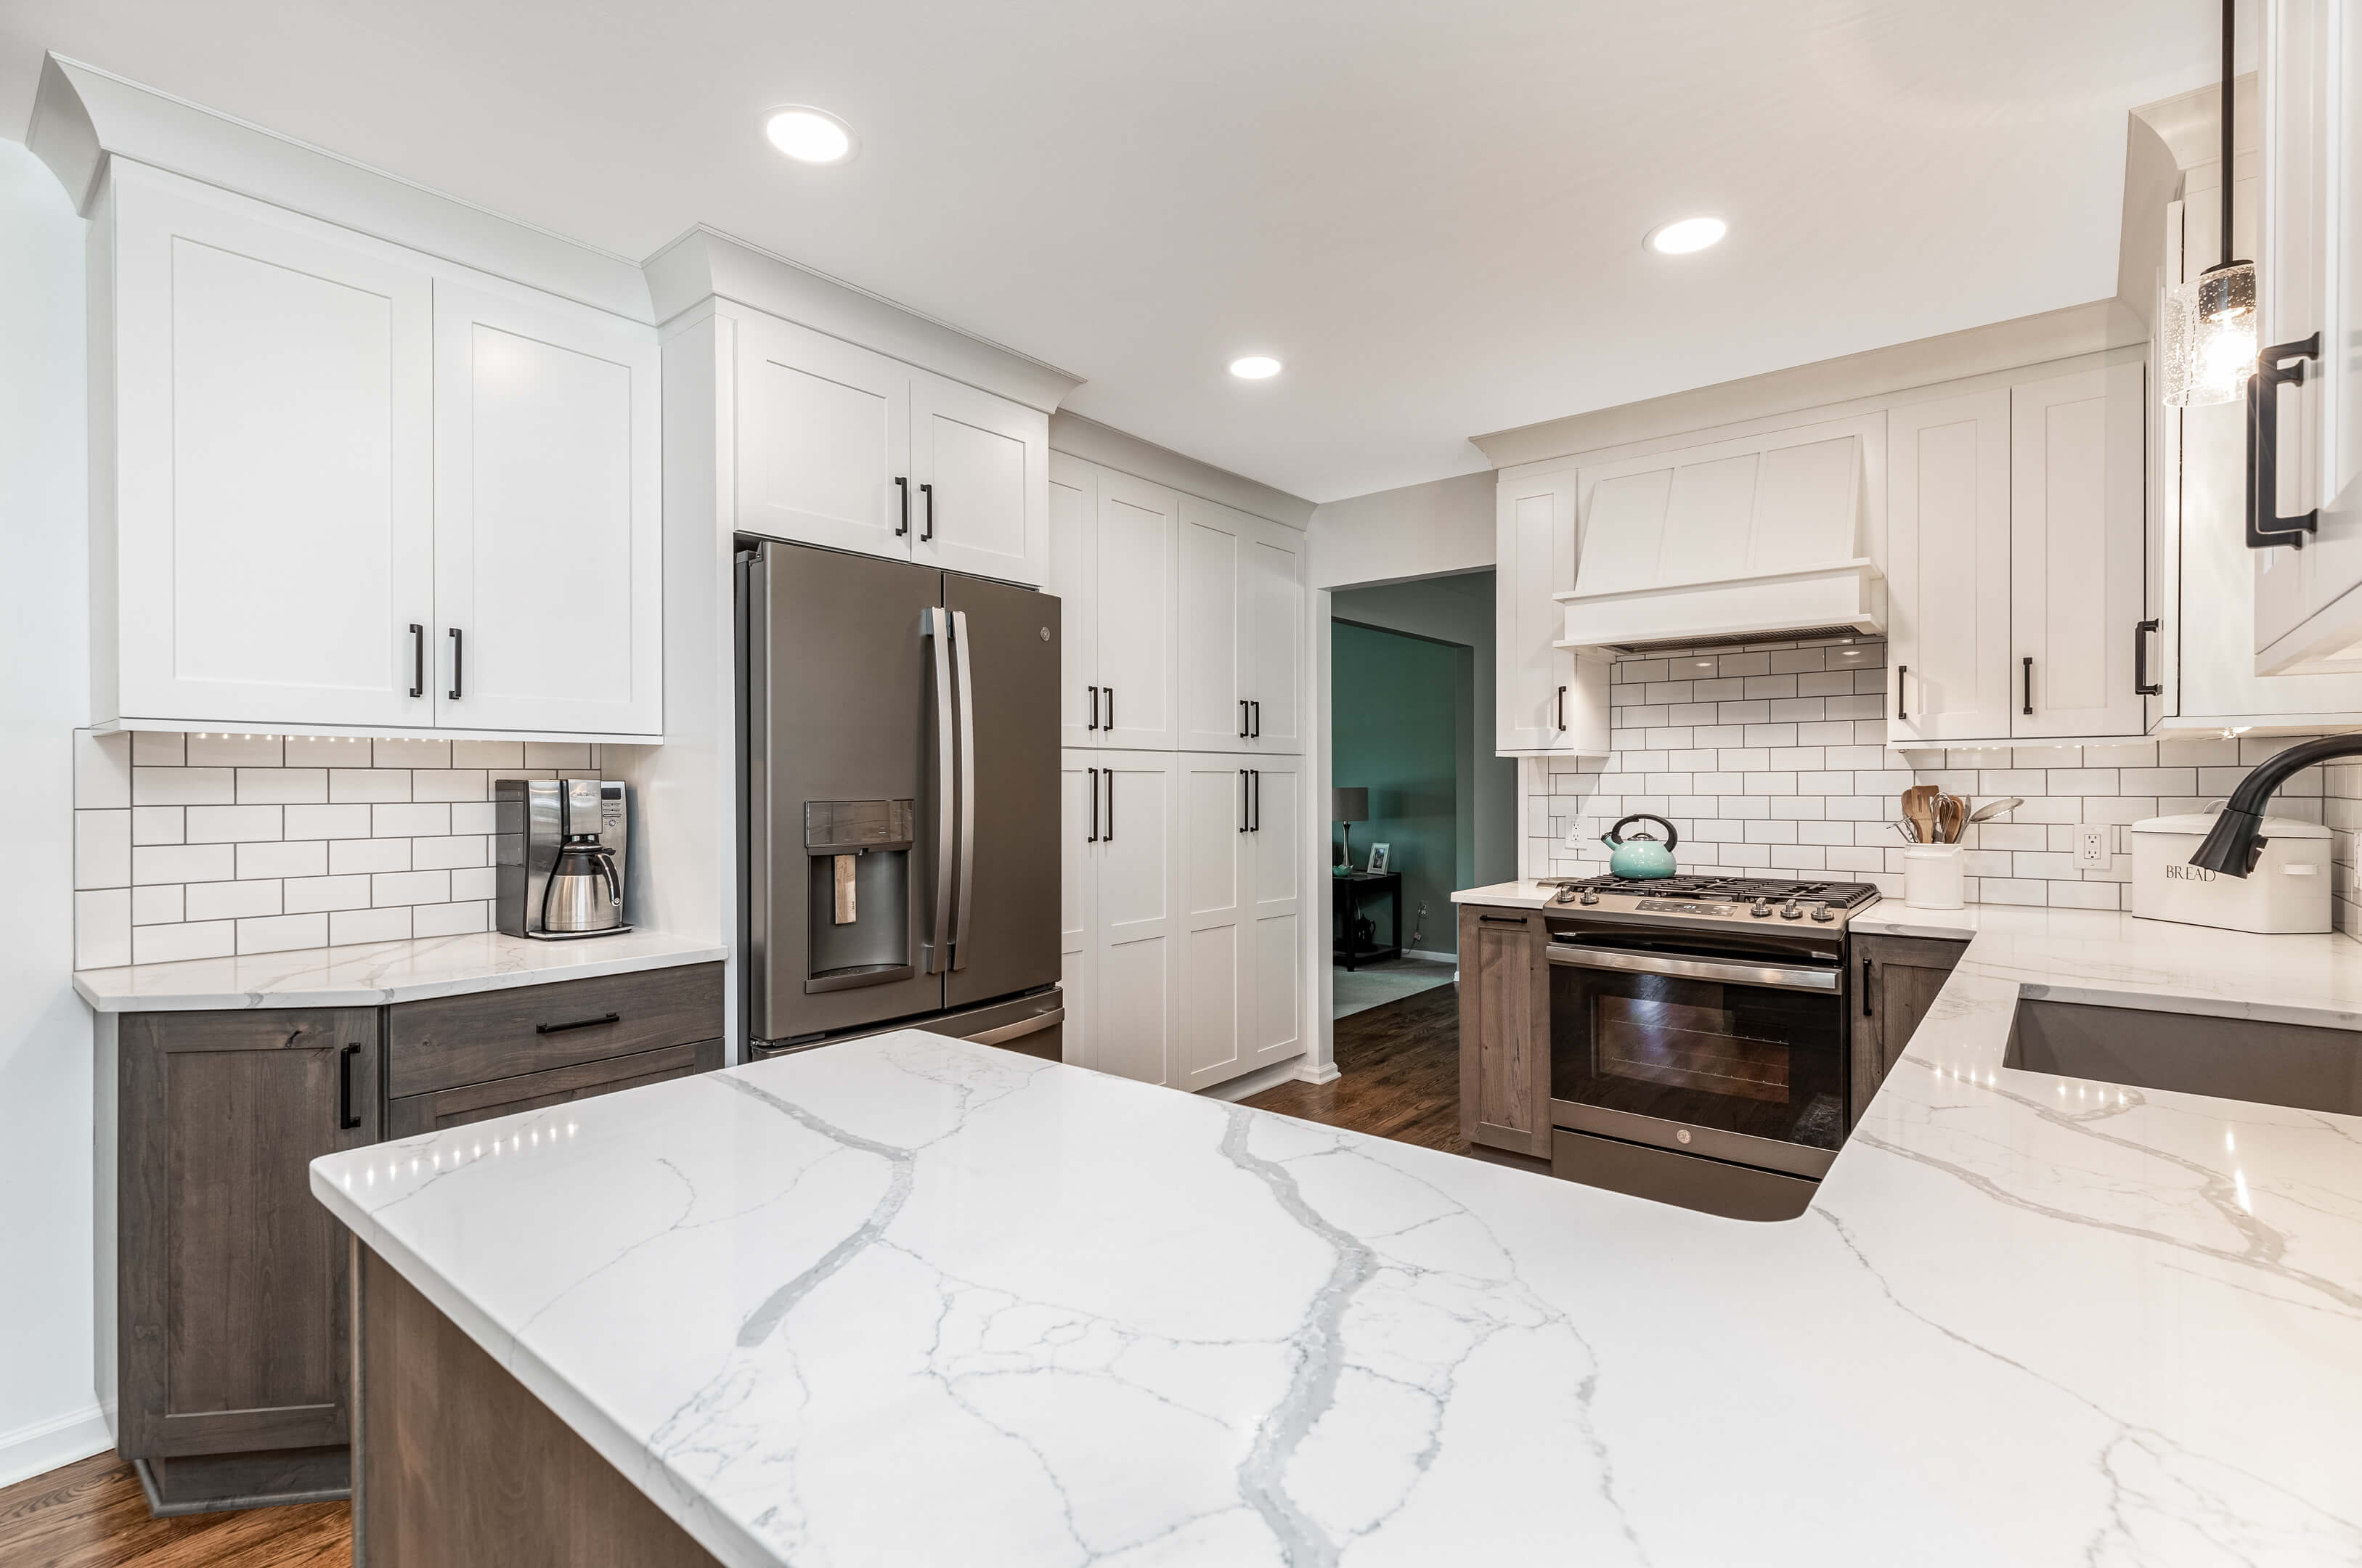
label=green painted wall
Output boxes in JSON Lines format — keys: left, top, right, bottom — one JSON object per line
{"left": 1330, "top": 619, "right": 1461, "bottom": 956}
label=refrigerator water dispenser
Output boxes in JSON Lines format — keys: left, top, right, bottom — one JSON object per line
{"left": 804, "top": 799, "right": 916, "bottom": 992}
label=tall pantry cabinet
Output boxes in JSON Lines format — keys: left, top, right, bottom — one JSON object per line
{"left": 1052, "top": 454, "right": 1308, "bottom": 1092}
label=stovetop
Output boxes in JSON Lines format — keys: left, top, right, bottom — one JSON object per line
{"left": 1543, "top": 874, "right": 1881, "bottom": 929}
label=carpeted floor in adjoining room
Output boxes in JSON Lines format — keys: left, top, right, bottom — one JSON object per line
{"left": 1331, "top": 955, "right": 1456, "bottom": 1019}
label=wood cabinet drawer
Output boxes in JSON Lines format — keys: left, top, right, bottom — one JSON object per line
{"left": 386, "top": 963, "right": 722, "bottom": 1099}
{"left": 386, "top": 1039, "right": 723, "bottom": 1138}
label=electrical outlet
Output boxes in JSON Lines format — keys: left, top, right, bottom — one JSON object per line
{"left": 1564, "top": 826, "right": 1584, "bottom": 851}
{"left": 2076, "top": 826, "right": 2109, "bottom": 867}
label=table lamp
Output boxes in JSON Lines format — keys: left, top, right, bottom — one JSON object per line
{"left": 1333, "top": 787, "right": 1368, "bottom": 877}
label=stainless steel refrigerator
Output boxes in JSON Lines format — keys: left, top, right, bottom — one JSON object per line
{"left": 737, "top": 539, "right": 1062, "bottom": 1059}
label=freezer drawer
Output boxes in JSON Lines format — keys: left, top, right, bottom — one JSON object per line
{"left": 749, "top": 988, "right": 1064, "bottom": 1063}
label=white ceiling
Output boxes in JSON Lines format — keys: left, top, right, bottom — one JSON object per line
{"left": 1, "top": 1, "right": 2238, "bottom": 502}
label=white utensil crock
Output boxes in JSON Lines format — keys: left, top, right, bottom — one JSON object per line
{"left": 1902, "top": 844, "right": 1965, "bottom": 910}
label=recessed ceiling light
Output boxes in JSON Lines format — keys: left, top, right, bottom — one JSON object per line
{"left": 1229, "top": 356, "right": 1282, "bottom": 380}
{"left": 1647, "top": 216, "right": 1727, "bottom": 256}
{"left": 764, "top": 107, "right": 855, "bottom": 164}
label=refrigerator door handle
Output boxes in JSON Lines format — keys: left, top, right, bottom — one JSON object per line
{"left": 950, "top": 608, "right": 977, "bottom": 970}
{"left": 926, "top": 607, "right": 956, "bottom": 973}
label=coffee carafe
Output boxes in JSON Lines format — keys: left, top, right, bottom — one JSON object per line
{"left": 542, "top": 836, "right": 622, "bottom": 934}
{"left": 495, "top": 778, "right": 631, "bottom": 939}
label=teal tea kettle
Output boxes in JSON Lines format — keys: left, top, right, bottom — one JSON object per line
{"left": 1602, "top": 813, "right": 1679, "bottom": 880}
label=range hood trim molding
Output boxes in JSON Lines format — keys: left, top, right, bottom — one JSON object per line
{"left": 1552, "top": 555, "right": 1883, "bottom": 607}
{"left": 1555, "top": 560, "right": 1885, "bottom": 653}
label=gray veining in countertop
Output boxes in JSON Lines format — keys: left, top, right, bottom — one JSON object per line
{"left": 311, "top": 902, "right": 2362, "bottom": 1564}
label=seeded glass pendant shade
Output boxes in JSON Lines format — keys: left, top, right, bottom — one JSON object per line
{"left": 2164, "top": 0, "right": 2258, "bottom": 407}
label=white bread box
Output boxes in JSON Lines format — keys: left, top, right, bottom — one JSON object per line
{"left": 2128, "top": 809, "right": 2332, "bottom": 934}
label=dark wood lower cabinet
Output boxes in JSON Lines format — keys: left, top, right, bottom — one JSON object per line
{"left": 357, "top": 1244, "right": 720, "bottom": 1567}
{"left": 117, "top": 1008, "right": 380, "bottom": 1514}
{"left": 1850, "top": 933, "right": 1970, "bottom": 1124}
{"left": 387, "top": 1038, "right": 724, "bottom": 1137}
{"left": 1458, "top": 905, "right": 1552, "bottom": 1158}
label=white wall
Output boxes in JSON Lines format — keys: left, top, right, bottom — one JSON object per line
{"left": 1306, "top": 470, "right": 1494, "bottom": 591}
{"left": 0, "top": 136, "right": 107, "bottom": 1485}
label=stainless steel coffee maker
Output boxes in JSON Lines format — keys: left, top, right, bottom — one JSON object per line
{"left": 495, "top": 779, "right": 632, "bottom": 939}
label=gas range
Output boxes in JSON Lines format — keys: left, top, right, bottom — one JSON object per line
{"left": 1543, "top": 874, "right": 1882, "bottom": 931}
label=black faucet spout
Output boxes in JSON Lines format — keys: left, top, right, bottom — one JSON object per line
{"left": 2188, "top": 734, "right": 2362, "bottom": 877}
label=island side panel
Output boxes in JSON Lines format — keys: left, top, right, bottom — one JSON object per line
{"left": 357, "top": 1244, "right": 721, "bottom": 1568}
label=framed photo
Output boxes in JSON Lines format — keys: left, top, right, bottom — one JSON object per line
{"left": 1366, "top": 843, "right": 1390, "bottom": 873}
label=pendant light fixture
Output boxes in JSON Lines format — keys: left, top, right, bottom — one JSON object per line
{"left": 2164, "top": 0, "right": 2259, "bottom": 407}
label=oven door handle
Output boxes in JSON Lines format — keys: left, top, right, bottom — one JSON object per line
{"left": 1545, "top": 944, "right": 1840, "bottom": 993}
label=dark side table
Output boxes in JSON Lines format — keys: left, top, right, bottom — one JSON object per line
{"left": 1332, "top": 870, "right": 1404, "bottom": 971}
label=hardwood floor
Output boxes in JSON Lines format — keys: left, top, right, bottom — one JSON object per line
{"left": 1245, "top": 978, "right": 1470, "bottom": 1153}
{"left": 0, "top": 1453, "right": 349, "bottom": 1568}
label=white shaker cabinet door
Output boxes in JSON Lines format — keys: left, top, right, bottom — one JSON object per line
{"left": 1886, "top": 389, "right": 2013, "bottom": 743}
{"left": 1495, "top": 470, "right": 1580, "bottom": 753}
{"left": 1241, "top": 518, "right": 1306, "bottom": 754}
{"left": 735, "top": 311, "right": 912, "bottom": 560}
{"left": 2011, "top": 362, "right": 2147, "bottom": 739}
{"left": 431, "top": 279, "right": 661, "bottom": 736}
{"left": 911, "top": 371, "right": 1048, "bottom": 587}
{"left": 1091, "top": 753, "right": 1178, "bottom": 1085}
{"left": 1175, "top": 754, "right": 1250, "bottom": 1091}
{"left": 110, "top": 164, "right": 435, "bottom": 730}
{"left": 1059, "top": 750, "right": 1099, "bottom": 1068}
{"left": 1177, "top": 497, "right": 1248, "bottom": 751}
{"left": 1093, "top": 470, "right": 1181, "bottom": 751}
{"left": 1243, "top": 757, "right": 1304, "bottom": 1072}
{"left": 1050, "top": 455, "right": 1102, "bottom": 748}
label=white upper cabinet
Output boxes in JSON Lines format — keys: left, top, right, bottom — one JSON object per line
{"left": 99, "top": 163, "right": 659, "bottom": 740}
{"left": 1495, "top": 469, "right": 1608, "bottom": 755}
{"left": 2010, "top": 363, "right": 2148, "bottom": 738}
{"left": 1051, "top": 455, "right": 1101, "bottom": 748}
{"left": 432, "top": 279, "right": 661, "bottom": 736}
{"left": 1177, "top": 496, "right": 1304, "bottom": 752}
{"left": 1091, "top": 467, "right": 1181, "bottom": 750}
{"left": 911, "top": 370, "right": 1050, "bottom": 585}
{"left": 733, "top": 310, "right": 1048, "bottom": 587}
{"left": 1886, "top": 388, "right": 2013, "bottom": 742}
{"left": 109, "top": 163, "right": 436, "bottom": 732}
{"left": 734, "top": 313, "right": 911, "bottom": 561}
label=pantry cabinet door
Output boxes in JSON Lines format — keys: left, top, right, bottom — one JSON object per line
{"left": 1175, "top": 755, "right": 1249, "bottom": 1091}
{"left": 735, "top": 311, "right": 911, "bottom": 560}
{"left": 1886, "top": 389, "right": 2012, "bottom": 742}
{"left": 1177, "top": 497, "right": 1248, "bottom": 751}
{"left": 1241, "top": 518, "right": 1306, "bottom": 754}
{"left": 1050, "top": 456, "right": 1101, "bottom": 748}
{"left": 2011, "top": 362, "right": 2147, "bottom": 738}
{"left": 911, "top": 372, "right": 1048, "bottom": 587}
{"left": 432, "top": 279, "right": 661, "bottom": 736}
{"left": 1495, "top": 470, "right": 1580, "bottom": 753}
{"left": 1059, "top": 751, "right": 1098, "bottom": 1068}
{"left": 110, "top": 164, "right": 434, "bottom": 730}
{"left": 1244, "top": 758, "right": 1304, "bottom": 1071}
{"left": 1094, "top": 471, "right": 1181, "bottom": 751}
{"left": 1091, "top": 754, "right": 1178, "bottom": 1085}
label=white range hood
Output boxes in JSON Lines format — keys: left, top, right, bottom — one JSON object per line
{"left": 1553, "top": 412, "right": 1885, "bottom": 652}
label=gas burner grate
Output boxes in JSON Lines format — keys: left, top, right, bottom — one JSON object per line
{"left": 1559, "top": 874, "right": 1880, "bottom": 910}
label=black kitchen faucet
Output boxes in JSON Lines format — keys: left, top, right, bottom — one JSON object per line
{"left": 2189, "top": 735, "right": 2362, "bottom": 876}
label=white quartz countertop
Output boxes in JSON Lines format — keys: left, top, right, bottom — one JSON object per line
{"left": 73, "top": 928, "right": 725, "bottom": 1011}
{"left": 313, "top": 897, "right": 2362, "bottom": 1567}
{"left": 1447, "top": 878, "right": 1563, "bottom": 908}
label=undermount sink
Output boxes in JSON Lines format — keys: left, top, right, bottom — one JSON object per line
{"left": 2005, "top": 999, "right": 2362, "bottom": 1116}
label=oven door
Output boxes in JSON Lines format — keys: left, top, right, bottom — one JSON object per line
{"left": 1547, "top": 937, "right": 1847, "bottom": 1178}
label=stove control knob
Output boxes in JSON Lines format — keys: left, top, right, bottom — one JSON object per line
{"left": 1810, "top": 905, "right": 1836, "bottom": 923}
{"left": 1780, "top": 902, "right": 1805, "bottom": 920}
{"left": 1749, "top": 900, "right": 1775, "bottom": 918}
{"left": 1579, "top": 891, "right": 1600, "bottom": 906}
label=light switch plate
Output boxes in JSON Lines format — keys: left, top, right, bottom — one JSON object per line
{"left": 2076, "top": 826, "right": 2109, "bottom": 867}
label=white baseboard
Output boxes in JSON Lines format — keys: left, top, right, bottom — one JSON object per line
{"left": 1293, "top": 1061, "right": 1342, "bottom": 1085}
{"left": 0, "top": 1403, "right": 110, "bottom": 1490}
{"left": 1197, "top": 1055, "right": 1309, "bottom": 1102}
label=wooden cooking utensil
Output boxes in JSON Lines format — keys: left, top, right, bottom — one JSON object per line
{"left": 1902, "top": 784, "right": 1939, "bottom": 846}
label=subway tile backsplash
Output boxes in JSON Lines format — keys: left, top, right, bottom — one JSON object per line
{"left": 1528, "top": 636, "right": 2361, "bottom": 934}
{"left": 72, "top": 730, "right": 600, "bottom": 968}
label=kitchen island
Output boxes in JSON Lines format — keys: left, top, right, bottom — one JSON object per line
{"left": 314, "top": 905, "right": 2362, "bottom": 1564}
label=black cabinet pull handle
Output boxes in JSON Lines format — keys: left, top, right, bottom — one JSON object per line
{"left": 2248, "top": 334, "right": 2322, "bottom": 548}
{"left": 1251, "top": 769, "right": 1261, "bottom": 831}
{"left": 1862, "top": 958, "right": 1873, "bottom": 1017}
{"left": 1478, "top": 912, "right": 1526, "bottom": 926}
{"left": 1104, "top": 687, "right": 1115, "bottom": 730}
{"left": 1556, "top": 684, "right": 1567, "bottom": 732}
{"left": 1103, "top": 767, "right": 1114, "bottom": 841}
{"left": 338, "top": 1042, "right": 362, "bottom": 1130}
{"left": 1088, "top": 685, "right": 1100, "bottom": 730}
{"left": 1239, "top": 769, "right": 1250, "bottom": 833}
{"left": 2135, "top": 618, "right": 2162, "bottom": 696}
{"left": 919, "top": 482, "right": 934, "bottom": 542}
{"left": 1239, "top": 698, "right": 1248, "bottom": 738}
{"left": 894, "top": 475, "right": 911, "bottom": 536}
{"left": 1087, "top": 767, "right": 1099, "bottom": 842}
{"left": 409, "top": 624, "right": 425, "bottom": 698}
{"left": 447, "top": 627, "right": 463, "bottom": 700}
{"left": 1896, "top": 664, "right": 1907, "bottom": 722}
{"left": 536, "top": 1012, "right": 620, "bottom": 1035}
{"left": 1250, "top": 701, "right": 1261, "bottom": 738}
{"left": 2021, "top": 656, "right": 2034, "bottom": 716}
